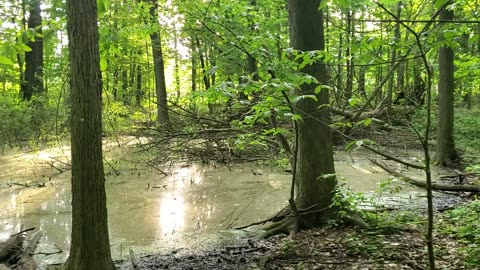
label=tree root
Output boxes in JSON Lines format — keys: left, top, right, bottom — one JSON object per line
{"left": 259, "top": 206, "right": 369, "bottom": 239}
{"left": 260, "top": 217, "right": 296, "bottom": 238}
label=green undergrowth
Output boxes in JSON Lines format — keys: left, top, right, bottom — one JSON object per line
{"left": 439, "top": 198, "right": 480, "bottom": 266}
{"left": 412, "top": 107, "right": 480, "bottom": 167}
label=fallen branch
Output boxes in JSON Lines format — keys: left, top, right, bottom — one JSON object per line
{"left": 14, "top": 232, "right": 43, "bottom": 270}
{"left": 371, "top": 159, "right": 480, "bottom": 192}
{"left": 0, "top": 233, "right": 23, "bottom": 261}
{"left": 129, "top": 249, "right": 138, "bottom": 270}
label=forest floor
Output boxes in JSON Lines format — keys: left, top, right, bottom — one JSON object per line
{"left": 115, "top": 215, "right": 473, "bottom": 270}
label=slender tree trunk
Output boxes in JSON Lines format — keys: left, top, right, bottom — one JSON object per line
{"left": 22, "top": 0, "right": 43, "bottom": 101}
{"left": 195, "top": 37, "right": 214, "bottom": 113}
{"left": 387, "top": 2, "right": 401, "bottom": 113}
{"left": 149, "top": 0, "right": 169, "bottom": 123}
{"left": 129, "top": 52, "right": 135, "bottom": 88}
{"left": 289, "top": 0, "right": 336, "bottom": 226}
{"left": 64, "top": 0, "right": 115, "bottom": 268}
{"left": 345, "top": 9, "right": 353, "bottom": 101}
{"left": 122, "top": 69, "right": 128, "bottom": 104}
{"left": 191, "top": 39, "right": 197, "bottom": 93}
{"left": 173, "top": 23, "right": 181, "bottom": 103}
{"left": 113, "top": 68, "right": 118, "bottom": 100}
{"left": 436, "top": 4, "right": 458, "bottom": 166}
{"left": 136, "top": 64, "right": 142, "bottom": 107}
{"left": 336, "top": 27, "right": 343, "bottom": 106}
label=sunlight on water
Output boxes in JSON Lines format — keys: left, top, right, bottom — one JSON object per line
{"left": 159, "top": 193, "right": 185, "bottom": 235}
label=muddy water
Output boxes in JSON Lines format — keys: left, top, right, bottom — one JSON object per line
{"left": 0, "top": 142, "right": 457, "bottom": 267}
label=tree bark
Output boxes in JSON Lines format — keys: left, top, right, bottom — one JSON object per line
{"left": 22, "top": 0, "right": 43, "bottom": 101}
{"left": 65, "top": 0, "right": 115, "bottom": 268}
{"left": 149, "top": 0, "right": 169, "bottom": 123}
{"left": 435, "top": 3, "right": 458, "bottom": 166}
{"left": 289, "top": 0, "right": 337, "bottom": 226}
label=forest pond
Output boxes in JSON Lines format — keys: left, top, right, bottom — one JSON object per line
{"left": 0, "top": 140, "right": 460, "bottom": 267}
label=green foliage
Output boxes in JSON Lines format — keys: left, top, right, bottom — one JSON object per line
{"left": 0, "top": 94, "right": 64, "bottom": 149}
{"left": 442, "top": 199, "right": 480, "bottom": 265}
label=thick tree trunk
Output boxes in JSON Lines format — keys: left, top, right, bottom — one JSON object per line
{"left": 436, "top": 4, "right": 458, "bottom": 166}
{"left": 149, "top": 0, "right": 169, "bottom": 123}
{"left": 289, "top": 0, "right": 337, "bottom": 226}
{"left": 22, "top": 0, "right": 43, "bottom": 101}
{"left": 65, "top": 0, "right": 115, "bottom": 269}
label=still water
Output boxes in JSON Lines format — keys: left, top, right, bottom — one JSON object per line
{"left": 0, "top": 140, "right": 450, "bottom": 266}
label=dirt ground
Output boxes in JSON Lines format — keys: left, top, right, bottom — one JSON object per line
{"left": 115, "top": 219, "right": 473, "bottom": 270}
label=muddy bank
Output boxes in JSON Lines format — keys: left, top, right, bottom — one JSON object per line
{"left": 113, "top": 223, "right": 473, "bottom": 270}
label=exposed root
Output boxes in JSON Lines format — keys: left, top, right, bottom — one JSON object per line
{"left": 342, "top": 212, "right": 370, "bottom": 229}
{"left": 260, "top": 206, "right": 369, "bottom": 239}
{"left": 260, "top": 218, "right": 296, "bottom": 238}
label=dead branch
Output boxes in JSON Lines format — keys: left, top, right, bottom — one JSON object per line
{"left": 371, "top": 159, "right": 480, "bottom": 192}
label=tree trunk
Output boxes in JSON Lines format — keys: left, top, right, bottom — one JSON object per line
{"left": 289, "top": 0, "right": 337, "bottom": 226}
{"left": 65, "top": 0, "right": 115, "bottom": 269}
{"left": 191, "top": 38, "right": 197, "bottom": 93}
{"left": 122, "top": 69, "right": 128, "bottom": 104}
{"left": 136, "top": 64, "right": 142, "bottom": 107}
{"left": 435, "top": 3, "right": 458, "bottom": 166}
{"left": 345, "top": 9, "right": 353, "bottom": 101}
{"left": 173, "top": 23, "right": 181, "bottom": 103}
{"left": 149, "top": 0, "right": 169, "bottom": 123}
{"left": 387, "top": 2, "right": 401, "bottom": 113}
{"left": 22, "top": 0, "right": 43, "bottom": 101}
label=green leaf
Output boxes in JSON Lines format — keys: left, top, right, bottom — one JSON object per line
{"left": 100, "top": 56, "right": 107, "bottom": 71}
{"left": 345, "top": 140, "right": 357, "bottom": 151}
{"left": 97, "top": 0, "right": 107, "bottom": 17}
{"left": 434, "top": 0, "right": 449, "bottom": 9}
{"left": 292, "top": 95, "right": 317, "bottom": 104}
{"left": 17, "top": 43, "right": 32, "bottom": 52}
{"left": 364, "top": 118, "right": 372, "bottom": 127}
{"left": 0, "top": 56, "right": 13, "bottom": 65}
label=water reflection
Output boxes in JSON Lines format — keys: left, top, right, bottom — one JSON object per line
{"left": 158, "top": 193, "right": 185, "bottom": 236}
{"left": 0, "top": 145, "right": 445, "bottom": 266}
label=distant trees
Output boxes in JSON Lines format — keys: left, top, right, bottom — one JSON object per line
{"left": 64, "top": 0, "right": 115, "bottom": 268}
{"left": 22, "top": 0, "right": 43, "bottom": 101}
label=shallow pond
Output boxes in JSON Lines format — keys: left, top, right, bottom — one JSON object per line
{"left": 0, "top": 141, "right": 459, "bottom": 267}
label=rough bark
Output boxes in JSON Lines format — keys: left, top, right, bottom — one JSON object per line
{"left": 435, "top": 4, "right": 458, "bottom": 166}
{"left": 289, "top": 0, "right": 337, "bottom": 226}
{"left": 22, "top": 0, "right": 43, "bottom": 101}
{"left": 149, "top": 0, "right": 169, "bottom": 123}
{"left": 65, "top": 0, "right": 115, "bottom": 268}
